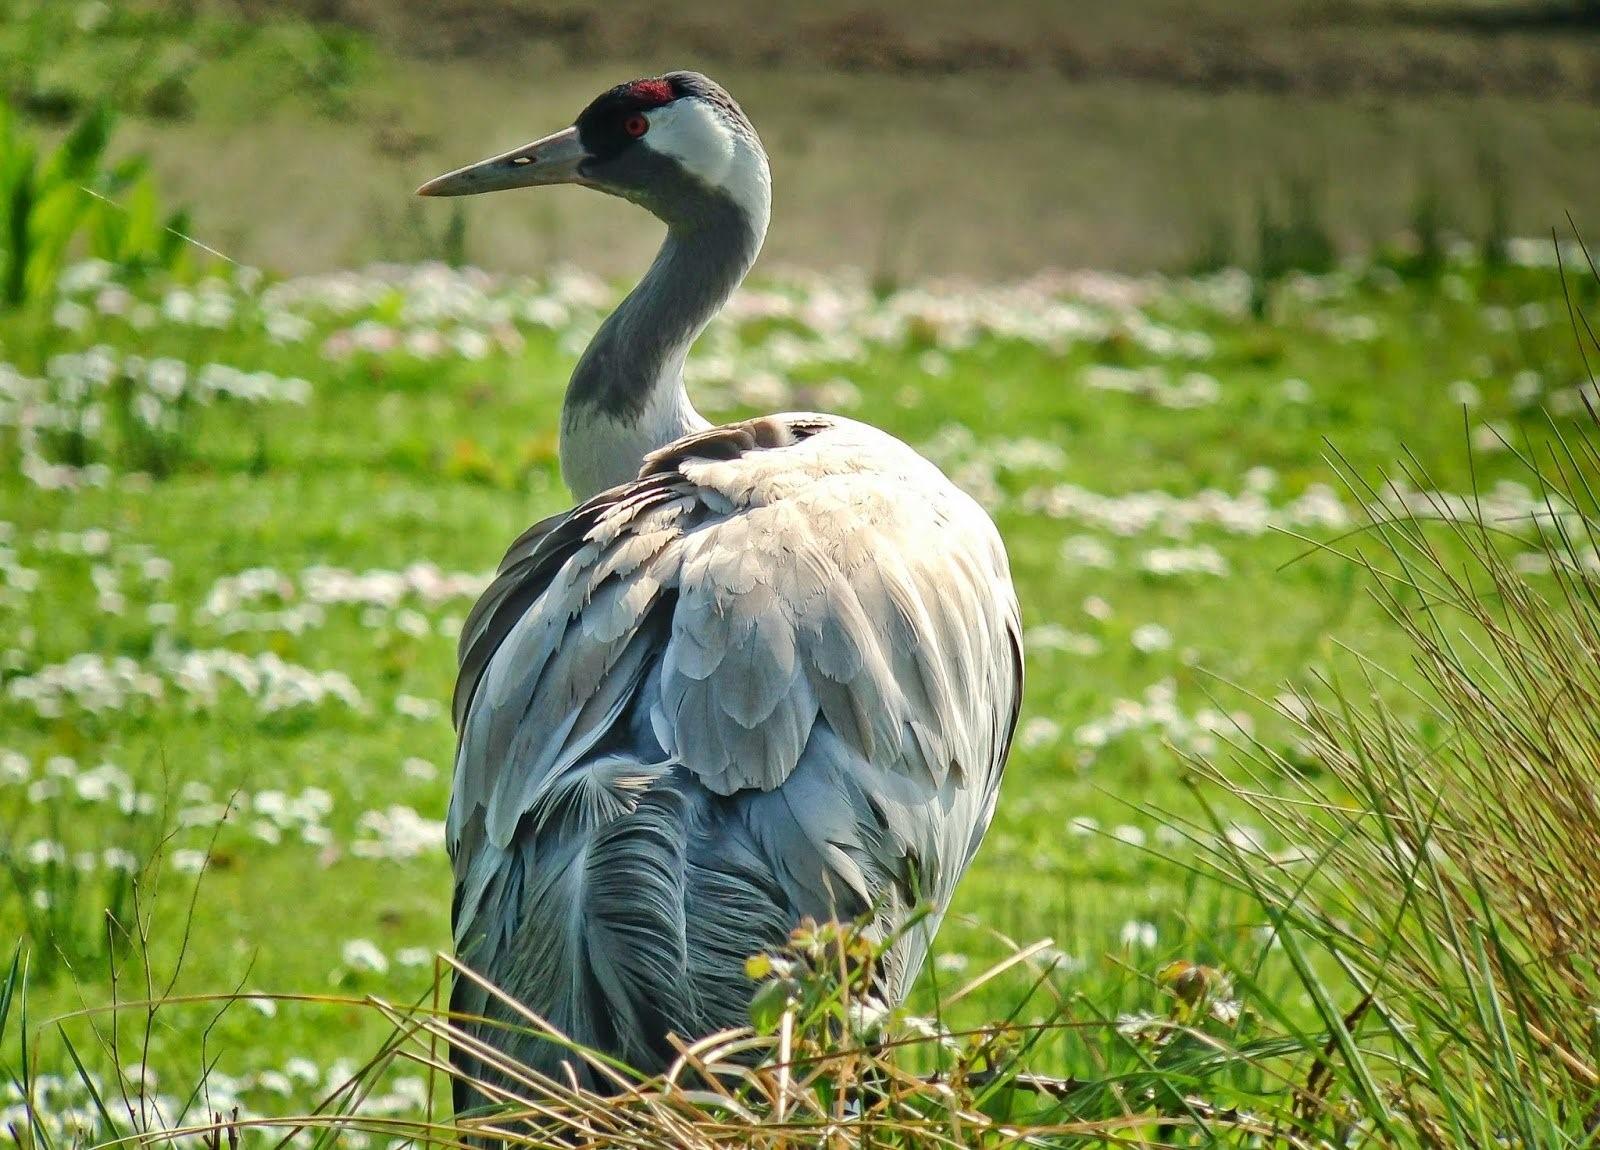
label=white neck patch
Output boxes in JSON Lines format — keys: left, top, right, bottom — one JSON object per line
{"left": 645, "top": 99, "right": 770, "bottom": 236}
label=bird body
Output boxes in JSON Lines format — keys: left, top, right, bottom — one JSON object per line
{"left": 419, "top": 72, "right": 1022, "bottom": 1111}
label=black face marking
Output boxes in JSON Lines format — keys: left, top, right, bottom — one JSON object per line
{"left": 573, "top": 71, "right": 757, "bottom": 171}
{"left": 574, "top": 79, "right": 675, "bottom": 165}
{"left": 565, "top": 71, "right": 764, "bottom": 239}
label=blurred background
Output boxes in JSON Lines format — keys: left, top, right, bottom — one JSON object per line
{"left": 9, "top": 0, "right": 1600, "bottom": 277}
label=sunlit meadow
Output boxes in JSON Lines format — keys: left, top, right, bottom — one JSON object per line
{"left": 3, "top": 235, "right": 1598, "bottom": 1136}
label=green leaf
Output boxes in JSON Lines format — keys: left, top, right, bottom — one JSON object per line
{"left": 46, "top": 104, "right": 113, "bottom": 182}
{"left": 747, "top": 979, "right": 796, "bottom": 1036}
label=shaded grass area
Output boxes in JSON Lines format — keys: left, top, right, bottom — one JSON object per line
{"left": 216, "top": 0, "right": 1600, "bottom": 100}
{"left": 7, "top": 2, "right": 1598, "bottom": 277}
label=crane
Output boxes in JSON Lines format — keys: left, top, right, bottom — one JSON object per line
{"left": 418, "top": 71, "right": 1023, "bottom": 1114}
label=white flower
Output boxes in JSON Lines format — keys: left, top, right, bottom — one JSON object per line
{"left": 1223, "top": 824, "right": 1267, "bottom": 854}
{"left": 266, "top": 311, "right": 313, "bottom": 343}
{"left": 1060, "top": 535, "right": 1114, "bottom": 568}
{"left": 146, "top": 602, "right": 178, "bottom": 627}
{"left": 1139, "top": 545, "right": 1228, "bottom": 578}
{"left": 1278, "top": 377, "right": 1312, "bottom": 403}
{"left": 170, "top": 849, "right": 208, "bottom": 874}
{"left": 103, "top": 848, "right": 139, "bottom": 873}
{"left": 351, "top": 805, "right": 445, "bottom": 860}
{"left": 0, "top": 750, "right": 28, "bottom": 785}
{"left": 53, "top": 300, "right": 90, "bottom": 331}
{"left": 1131, "top": 623, "right": 1172, "bottom": 653}
{"left": 24, "top": 840, "right": 66, "bottom": 866}
{"left": 1510, "top": 370, "right": 1542, "bottom": 407}
{"left": 846, "top": 997, "right": 890, "bottom": 1034}
{"left": 1112, "top": 824, "right": 1147, "bottom": 848}
{"left": 453, "top": 328, "right": 492, "bottom": 360}
{"left": 1119, "top": 920, "right": 1158, "bottom": 949}
{"left": 1024, "top": 624, "right": 1100, "bottom": 657}
{"left": 1210, "top": 996, "right": 1242, "bottom": 1026}
{"left": 341, "top": 939, "right": 389, "bottom": 975}
{"left": 1115, "top": 1010, "right": 1162, "bottom": 1038}
{"left": 1034, "top": 945, "right": 1085, "bottom": 975}
{"left": 401, "top": 757, "right": 437, "bottom": 781}
{"left": 60, "top": 259, "right": 113, "bottom": 293}
{"left": 1082, "top": 596, "right": 1112, "bottom": 621}
{"left": 145, "top": 358, "right": 187, "bottom": 400}
{"left": 1471, "top": 423, "right": 1510, "bottom": 454}
{"left": 1019, "top": 717, "right": 1061, "bottom": 750}
{"left": 178, "top": 803, "right": 229, "bottom": 828}
{"left": 295, "top": 787, "right": 334, "bottom": 820}
{"left": 1166, "top": 371, "right": 1220, "bottom": 409}
{"left": 1274, "top": 692, "right": 1312, "bottom": 722}
{"left": 394, "top": 694, "right": 441, "bottom": 721}
{"left": 73, "top": 773, "right": 112, "bottom": 802}
{"left": 394, "top": 609, "right": 430, "bottom": 638}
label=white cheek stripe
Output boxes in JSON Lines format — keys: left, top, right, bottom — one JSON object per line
{"left": 645, "top": 100, "right": 770, "bottom": 231}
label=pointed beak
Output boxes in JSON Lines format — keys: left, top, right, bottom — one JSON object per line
{"left": 416, "top": 126, "right": 589, "bottom": 197}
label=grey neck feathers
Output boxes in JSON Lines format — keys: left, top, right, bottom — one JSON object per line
{"left": 560, "top": 193, "right": 764, "bottom": 500}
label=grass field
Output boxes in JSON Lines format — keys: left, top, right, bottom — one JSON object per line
{"left": 2, "top": 226, "right": 1598, "bottom": 1133}
{"left": 2, "top": 1, "right": 1600, "bottom": 1140}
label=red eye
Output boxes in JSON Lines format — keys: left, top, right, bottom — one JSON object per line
{"left": 623, "top": 114, "right": 649, "bottom": 138}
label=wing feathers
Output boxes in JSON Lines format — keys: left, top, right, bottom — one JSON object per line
{"left": 449, "top": 413, "right": 1023, "bottom": 1087}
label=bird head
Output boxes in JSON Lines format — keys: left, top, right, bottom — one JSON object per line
{"left": 417, "top": 71, "right": 770, "bottom": 236}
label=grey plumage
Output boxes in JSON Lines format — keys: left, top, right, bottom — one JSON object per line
{"left": 420, "top": 72, "right": 1023, "bottom": 1116}
{"left": 449, "top": 418, "right": 1022, "bottom": 1101}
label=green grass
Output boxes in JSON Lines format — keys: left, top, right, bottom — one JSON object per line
{"left": 1, "top": 228, "right": 1597, "bottom": 1135}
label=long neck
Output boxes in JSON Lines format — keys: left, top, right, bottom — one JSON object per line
{"left": 560, "top": 200, "right": 763, "bottom": 501}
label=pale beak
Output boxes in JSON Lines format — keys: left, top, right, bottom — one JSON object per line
{"left": 416, "top": 126, "right": 589, "bottom": 197}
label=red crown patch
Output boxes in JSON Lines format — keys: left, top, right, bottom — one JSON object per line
{"left": 627, "top": 79, "right": 675, "bottom": 107}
